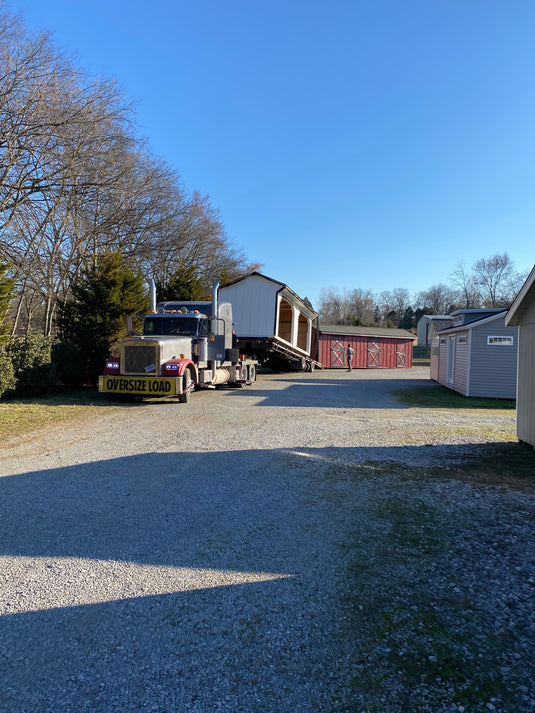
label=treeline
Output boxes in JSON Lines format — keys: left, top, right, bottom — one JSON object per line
{"left": 318, "top": 253, "right": 527, "bottom": 329}
{"left": 0, "top": 5, "right": 259, "bottom": 338}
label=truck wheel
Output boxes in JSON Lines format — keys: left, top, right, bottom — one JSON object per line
{"left": 178, "top": 369, "right": 193, "bottom": 403}
{"left": 247, "top": 364, "right": 256, "bottom": 385}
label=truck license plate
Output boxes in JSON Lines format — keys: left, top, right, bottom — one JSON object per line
{"left": 99, "top": 376, "right": 177, "bottom": 396}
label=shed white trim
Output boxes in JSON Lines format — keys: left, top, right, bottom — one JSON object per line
{"left": 506, "top": 264, "right": 535, "bottom": 326}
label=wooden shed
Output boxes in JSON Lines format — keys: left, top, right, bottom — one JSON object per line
{"left": 319, "top": 325, "right": 416, "bottom": 369}
{"left": 431, "top": 309, "right": 518, "bottom": 398}
{"left": 505, "top": 264, "right": 535, "bottom": 446}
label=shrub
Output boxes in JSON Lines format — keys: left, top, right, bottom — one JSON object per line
{"left": 0, "top": 351, "right": 15, "bottom": 398}
{"left": 51, "top": 340, "right": 85, "bottom": 388}
{"left": 6, "top": 332, "right": 58, "bottom": 396}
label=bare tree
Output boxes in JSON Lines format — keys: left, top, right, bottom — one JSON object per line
{"left": 415, "top": 283, "right": 459, "bottom": 314}
{"left": 0, "top": 5, "right": 260, "bottom": 335}
{"left": 347, "top": 287, "right": 376, "bottom": 325}
{"left": 376, "top": 288, "right": 411, "bottom": 324}
{"left": 318, "top": 287, "right": 350, "bottom": 324}
{"left": 449, "top": 261, "right": 480, "bottom": 309}
{"left": 472, "top": 253, "right": 525, "bottom": 307}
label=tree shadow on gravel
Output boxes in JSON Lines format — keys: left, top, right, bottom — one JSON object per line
{"left": 1, "top": 444, "right": 533, "bottom": 568}
{"left": 1, "top": 442, "right": 533, "bottom": 712}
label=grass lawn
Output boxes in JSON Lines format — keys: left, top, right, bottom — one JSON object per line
{"left": 0, "top": 390, "right": 120, "bottom": 444}
{"left": 394, "top": 384, "right": 516, "bottom": 411}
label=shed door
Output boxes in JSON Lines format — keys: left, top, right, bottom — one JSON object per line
{"left": 367, "top": 340, "right": 381, "bottom": 367}
{"left": 396, "top": 342, "right": 406, "bottom": 367}
{"left": 330, "top": 339, "right": 345, "bottom": 367}
{"left": 447, "top": 336, "right": 456, "bottom": 384}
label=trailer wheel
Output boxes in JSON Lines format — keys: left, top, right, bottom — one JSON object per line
{"left": 178, "top": 369, "right": 194, "bottom": 403}
{"left": 247, "top": 364, "right": 256, "bottom": 385}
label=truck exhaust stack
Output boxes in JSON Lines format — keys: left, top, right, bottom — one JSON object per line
{"left": 149, "top": 278, "right": 157, "bottom": 313}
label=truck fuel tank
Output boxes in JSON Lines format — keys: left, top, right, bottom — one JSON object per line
{"left": 197, "top": 337, "right": 208, "bottom": 362}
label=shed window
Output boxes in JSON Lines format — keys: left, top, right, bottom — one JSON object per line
{"left": 487, "top": 336, "right": 513, "bottom": 345}
{"left": 457, "top": 336, "right": 467, "bottom": 344}
{"left": 440, "top": 338, "right": 446, "bottom": 345}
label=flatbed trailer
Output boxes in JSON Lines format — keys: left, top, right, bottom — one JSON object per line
{"left": 234, "top": 335, "right": 322, "bottom": 371}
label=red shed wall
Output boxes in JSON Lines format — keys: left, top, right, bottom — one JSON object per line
{"left": 319, "top": 335, "right": 413, "bottom": 369}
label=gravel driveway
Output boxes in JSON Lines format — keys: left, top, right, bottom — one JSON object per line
{"left": 1, "top": 367, "right": 534, "bottom": 713}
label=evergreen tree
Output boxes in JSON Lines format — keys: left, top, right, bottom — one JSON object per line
{"left": 57, "top": 252, "right": 148, "bottom": 382}
{"left": 157, "top": 261, "right": 205, "bottom": 302}
{"left": 0, "top": 261, "right": 15, "bottom": 345}
{"left": 399, "top": 306, "right": 415, "bottom": 330}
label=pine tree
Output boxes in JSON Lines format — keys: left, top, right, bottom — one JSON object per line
{"left": 57, "top": 252, "right": 149, "bottom": 382}
{"left": 157, "top": 260, "right": 205, "bottom": 302}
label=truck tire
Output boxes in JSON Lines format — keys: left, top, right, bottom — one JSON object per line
{"left": 178, "top": 369, "right": 194, "bottom": 403}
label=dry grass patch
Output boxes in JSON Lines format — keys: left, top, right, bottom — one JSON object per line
{"left": 0, "top": 390, "right": 121, "bottom": 444}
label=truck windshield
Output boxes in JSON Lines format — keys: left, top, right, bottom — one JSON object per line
{"left": 143, "top": 317, "right": 200, "bottom": 336}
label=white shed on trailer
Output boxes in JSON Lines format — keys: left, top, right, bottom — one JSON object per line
{"left": 219, "top": 272, "right": 319, "bottom": 369}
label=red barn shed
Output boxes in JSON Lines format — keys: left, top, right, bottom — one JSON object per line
{"left": 319, "top": 325, "right": 417, "bottom": 369}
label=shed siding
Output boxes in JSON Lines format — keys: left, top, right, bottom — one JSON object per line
{"left": 516, "top": 298, "right": 535, "bottom": 445}
{"left": 437, "top": 338, "right": 449, "bottom": 385}
{"left": 452, "top": 335, "right": 470, "bottom": 396}
{"left": 319, "top": 335, "right": 413, "bottom": 369}
{"left": 437, "top": 334, "right": 469, "bottom": 395}
{"left": 468, "top": 320, "right": 518, "bottom": 398}
{"left": 417, "top": 319, "right": 429, "bottom": 347}
{"left": 219, "top": 276, "right": 278, "bottom": 337}
{"left": 430, "top": 336, "right": 440, "bottom": 381}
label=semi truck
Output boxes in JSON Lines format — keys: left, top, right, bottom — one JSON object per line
{"left": 98, "top": 280, "right": 257, "bottom": 403}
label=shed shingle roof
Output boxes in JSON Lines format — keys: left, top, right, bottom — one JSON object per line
{"left": 319, "top": 324, "right": 416, "bottom": 340}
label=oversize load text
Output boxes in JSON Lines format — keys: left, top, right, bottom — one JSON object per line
{"left": 100, "top": 376, "right": 176, "bottom": 395}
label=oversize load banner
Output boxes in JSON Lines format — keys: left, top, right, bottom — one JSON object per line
{"left": 98, "top": 375, "right": 177, "bottom": 395}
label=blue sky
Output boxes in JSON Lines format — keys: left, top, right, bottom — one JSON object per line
{"left": 9, "top": 0, "right": 535, "bottom": 308}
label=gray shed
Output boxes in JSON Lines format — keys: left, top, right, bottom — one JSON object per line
{"left": 416, "top": 315, "right": 454, "bottom": 347}
{"left": 431, "top": 309, "right": 518, "bottom": 398}
{"left": 505, "top": 265, "right": 535, "bottom": 446}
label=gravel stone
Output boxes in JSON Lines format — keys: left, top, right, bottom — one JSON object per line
{"left": 0, "top": 367, "right": 533, "bottom": 712}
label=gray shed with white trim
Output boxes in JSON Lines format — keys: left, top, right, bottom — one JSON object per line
{"left": 431, "top": 309, "right": 518, "bottom": 399}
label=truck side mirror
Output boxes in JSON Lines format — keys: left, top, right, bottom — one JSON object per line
{"left": 126, "top": 316, "right": 135, "bottom": 336}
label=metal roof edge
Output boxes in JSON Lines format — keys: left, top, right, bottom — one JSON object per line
{"left": 438, "top": 309, "right": 510, "bottom": 334}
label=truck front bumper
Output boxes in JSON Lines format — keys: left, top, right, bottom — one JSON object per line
{"left": 98, "top": 375, "right": 179, "bottom": 396}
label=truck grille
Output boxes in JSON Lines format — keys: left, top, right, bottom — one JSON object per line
{"left": 123, "top": 344, "right": 159, "bottom": 375}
